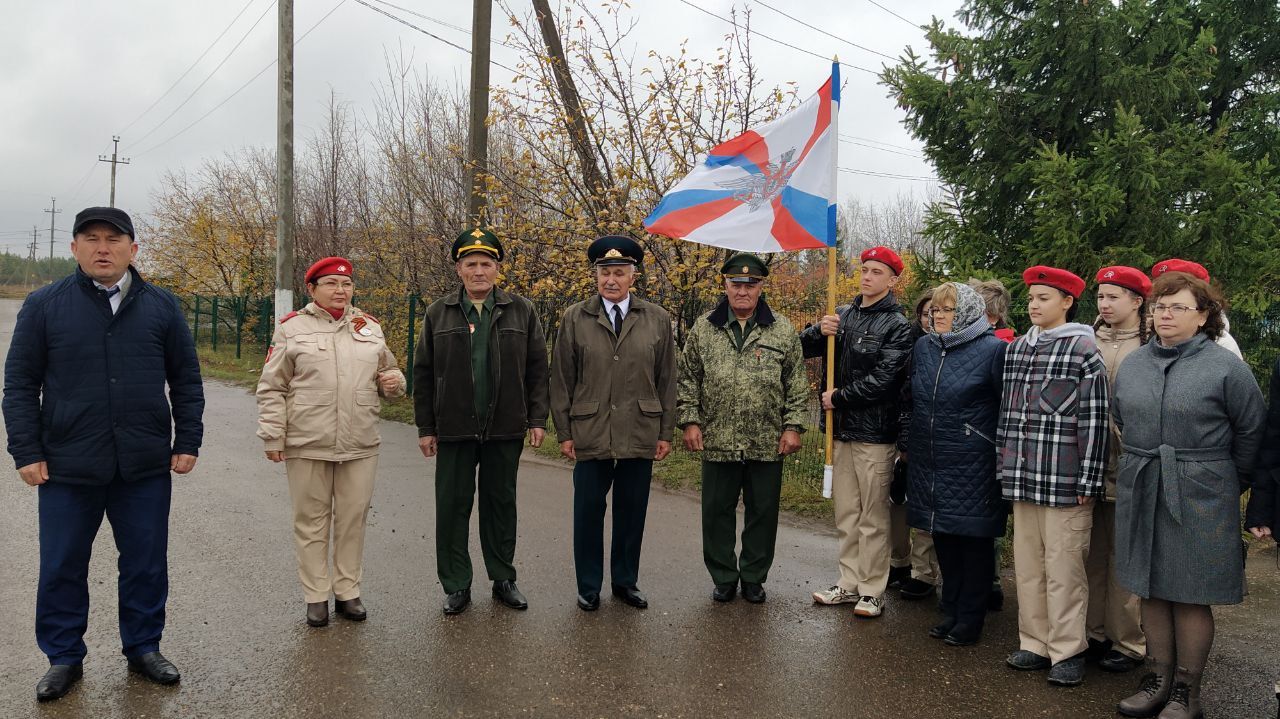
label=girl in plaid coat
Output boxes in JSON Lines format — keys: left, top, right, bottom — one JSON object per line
{"left": 998, "top": 266, "right": 1110, "bottom": 688}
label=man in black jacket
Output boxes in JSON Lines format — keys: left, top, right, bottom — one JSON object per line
{"left": 802, "top": 246, "right": 912, "bottom": 618}
{"left": 3, "top": 207, "right": 205, "bottom": 701}
{"left": 414, "top": 228, "right": 550, "bottom": 615}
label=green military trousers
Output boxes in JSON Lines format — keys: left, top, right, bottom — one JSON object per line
{"left": 701, "top": 459, "right": 783, "bottom": 585}
{"left": 434, "top": 438, "right": 523, "bottom": 593}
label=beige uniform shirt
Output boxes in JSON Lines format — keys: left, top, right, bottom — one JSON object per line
{"left": 256, "top": 302, "right": 406, "bottom": 461}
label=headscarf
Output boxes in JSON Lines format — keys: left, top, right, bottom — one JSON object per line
{"left": 929, "top": 282, "right": 991, "bottom": 348}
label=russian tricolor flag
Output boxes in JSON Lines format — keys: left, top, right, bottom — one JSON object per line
{"left": 644, "top": 63, "right": 840, "bottom": 252}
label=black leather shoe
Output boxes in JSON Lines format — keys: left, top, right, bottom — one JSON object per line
{"left": 711, "top": 583, "right": 737, "bottom": 602}
{"left": 306, "top": 601, "right": 329, "bottom": 627}
{"left": 899, "top": 578, "right": 936, "bottom": 600}
{"left": 887, "top": 565, "right": 911, "bottom": 589}
{"left": 944, "top": 623, "right": 982, "bottom": 647}
{"left": 443, "top": 588, "right": 471, "bottom": 615}
{"left": 1086, "top": 637, "right": 1113, "bottom": 662}
{"left": 492, "top": 580, "right": 528, "bottom": 610}
{"left": 335, "top": 597, "right": 367, "bottom": 621}
{"left": 929, "top": 618, "right": 956, "bottom": 639}
{"left": 36, "top": 664, "right": 82, "bottom": 701}
{"left": 611, "top": 584, "right": 648, "bottom": 609}
{"left": 577, "top": 592, "right": 600, "bottom": 611}
{"left": 741, "top": 582, "right": 766, "bottom": 604}
{"left": 127, "top": 651, "right": 181, "bottom": 685}
{"left": 1099, "top": 649, "right": 1141, "bottom": 673}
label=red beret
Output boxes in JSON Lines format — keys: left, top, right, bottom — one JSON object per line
{"left": 860, "top": 246, "right": 903, "bottom": 275}
{"left": 1023, "top": 265, "right": 1085, "bottom": 299}
{"left": 1095, "top": 265, "right": 1152, "bottom": 298}
{"left": 1150, "top": 258, "right": 1209, "bottom": 283}
{"left": 305, "top": 256, "right": 353, "bottom": 284}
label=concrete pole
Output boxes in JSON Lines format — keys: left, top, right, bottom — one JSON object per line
{"left": 465, "top": 0, "right": 492, "bottom": 225}
{"left": 274, "top": 0, "right": 295, "bottom": 322}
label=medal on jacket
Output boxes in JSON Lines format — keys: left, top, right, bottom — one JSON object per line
{"left": 469, "top": 323, "right": 475, "bottom": 334}
{"left": 353, "top": 317, "right": 373, "bottom": 336}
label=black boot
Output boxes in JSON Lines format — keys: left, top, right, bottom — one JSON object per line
{"left": 35, "top": 664, "right": 82, "bottom": 702}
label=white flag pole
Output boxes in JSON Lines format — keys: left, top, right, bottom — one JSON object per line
{"left": 822, "top": 57, "right": 840, "bottom": 499}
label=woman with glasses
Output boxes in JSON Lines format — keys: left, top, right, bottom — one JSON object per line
{"left": 1112, "top": 271, "right": 1265, "bottom": 719}
{"left": 256, "top": 257, "right": 406, "bottom": 627}
{"left": 901, "top": 282, "right": 1006, "bottom": 646}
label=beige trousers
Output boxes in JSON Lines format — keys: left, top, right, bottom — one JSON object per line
{"left": 890, "top": 504, "right": 940, "bottom": 584}
{"left": 832, "top": 441, "right": 897, "bottom": 597}
{"left": 1012, "top": 500, "right": 1093, "bottom": 664}
{"left": 285, "top": 455, "right": 378, "bottom": 603}
{"left": 1085, "top": 500, "right": 1145, "bottom": 659}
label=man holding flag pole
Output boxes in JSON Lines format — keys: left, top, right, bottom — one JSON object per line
{"left": 648, "top": 60, "right": 913, "bottom": 616}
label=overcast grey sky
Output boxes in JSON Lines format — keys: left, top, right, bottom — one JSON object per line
{"left": 0, "top": 0, "right": 962, "bottom": 257}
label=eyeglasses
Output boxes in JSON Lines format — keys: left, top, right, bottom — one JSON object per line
{"left": 1148, "top": 303, "right": 1201, "bottom": 316}
{"left": 928, "top": 307, "right": 957, "bottom": 316}
{"left": 315, "top": 280, "right": 353, "bottom": 290}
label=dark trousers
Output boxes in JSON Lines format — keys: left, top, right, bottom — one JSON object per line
{"left": 701, "top": 460, "right": 782, "bottom": 585}
{"left": 37, "top": 474, "right": 171, "bottom": 664}
{"left": 434, "top": 438, "right": 523, "bottom": 594}
{"left": 933, "top": 532, "right": 995, "bottom": 630}
{"left": 572, "top": 458, "right": 653, "bottom": 596}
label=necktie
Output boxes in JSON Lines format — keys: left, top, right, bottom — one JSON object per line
{"left": 612, "top": 305, "right": 623, "bottom": 336}
{"left": 104, "top": 287, "right": 121, "bottom": 298}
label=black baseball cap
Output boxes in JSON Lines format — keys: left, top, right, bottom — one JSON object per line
{"left": 73, "top": 207, "right": 135, "bottom": 239}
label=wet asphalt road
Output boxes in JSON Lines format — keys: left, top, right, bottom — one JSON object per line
{"left": 0, "top": 297, "right": 1276, "bottom": 718}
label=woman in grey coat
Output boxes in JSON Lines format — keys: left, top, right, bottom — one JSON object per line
{"left": 1112, "top": 272, "right": 1266, "bottom": 719}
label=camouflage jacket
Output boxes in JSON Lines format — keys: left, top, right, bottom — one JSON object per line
{"left": 677, "top": 296, "right": 808, "bottom": 463}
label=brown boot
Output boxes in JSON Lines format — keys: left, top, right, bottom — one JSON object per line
{"left": 1157, "top": 667, "right": 1203, "bottom": 719}
{"left": 1117, "top": 659, "right": 1173, "bottom": 717}
{"left": 306, "top": 601, "right": 329, "bottom": 627}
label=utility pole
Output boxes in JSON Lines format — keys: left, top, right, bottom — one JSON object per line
{"left": 43, "top": 197, "right": 62, "bottom": 258}
{"left": 274, "top": 0, "right": 295, "bottom": 322}
{"left": 465, "top": 0, "right": 492, "bottom": 225}
{"left": 98, "top": 136, "right": 131, "bottom": 207}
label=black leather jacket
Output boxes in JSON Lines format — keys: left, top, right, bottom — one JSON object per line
{"left": 801, "top": 292, "right": 912, "bottom": 444}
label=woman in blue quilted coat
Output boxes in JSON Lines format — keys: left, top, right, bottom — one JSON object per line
{"left": 903, "top": 281, "right": 1007, "bottom": 646}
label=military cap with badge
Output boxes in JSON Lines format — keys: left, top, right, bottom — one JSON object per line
{"left": 721, "top": 253, "right": 768, "bottom": 284}
{"left": 452, "top": 228, "right": 504, "bottom": 262}
{"left": 587, "top": 235, "right": 643, "bottom": 267}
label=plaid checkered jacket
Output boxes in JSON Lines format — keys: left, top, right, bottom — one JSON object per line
{"left": 997, "top": 325, "right": 1109, "bottom": 506}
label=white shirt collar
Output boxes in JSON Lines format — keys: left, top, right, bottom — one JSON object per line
{"left": 93, "top": 269, "right": 132, "bottom": 295}
{"left": 601, "top": 294, "right": 631, "bottom": 317}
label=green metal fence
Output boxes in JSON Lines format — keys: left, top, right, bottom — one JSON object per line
{"left": 180, "top": 291, "right": 1278, "bottom": 498}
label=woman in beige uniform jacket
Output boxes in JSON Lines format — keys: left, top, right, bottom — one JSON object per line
{"left": 1086, "top": 265, "right": 1149, "bottom": 671}
{"left": 256, "top": 257, "right": 406, "bottom": 627}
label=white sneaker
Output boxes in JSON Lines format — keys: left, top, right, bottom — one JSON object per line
{"left": 853, "top": 595, "right": 884, "bottom": 618}
{"left": 812, "top": 585, "right": 860, "bottom": 605}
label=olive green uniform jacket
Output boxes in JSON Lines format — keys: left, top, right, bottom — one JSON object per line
{"left": 550, "top": 294, "right": 677, "bottom": 461}
{"left": 677, "top": 296, "right": 808, "bottom": 463}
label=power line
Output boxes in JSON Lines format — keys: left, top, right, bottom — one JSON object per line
{"left": 863, "top": 0, "right": 920, "bottom": 29}
{"left": 351, "top": 0, "right": 523, "bottom": 76}
{"left": 752, "top": 0, "right": 897, "bottom": 61}
{"left": 674, "top": 0, "right": 879, "bottom": 75}
{"left": 132, "top": 0, "right": 349, "bottom": 158}
{"left": 126, "top": 0, "right": 278, "bottom": 151}
{"left": 840, "top": 133, "right": 921, "bottom": 153}
{"left": 368, "top": 0, "right": 470, "bottom": 34}
{"left": 838, "top": 167, "right": 936, "bottom": 181}
{"left": 351, "top": 0, "right": 471, "bottom": 54}
{"left": 839, "top": 137, "right": 922, "bottom": 158}
{"left": 118, "top": 0, "right": 263, "bottom": 136}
